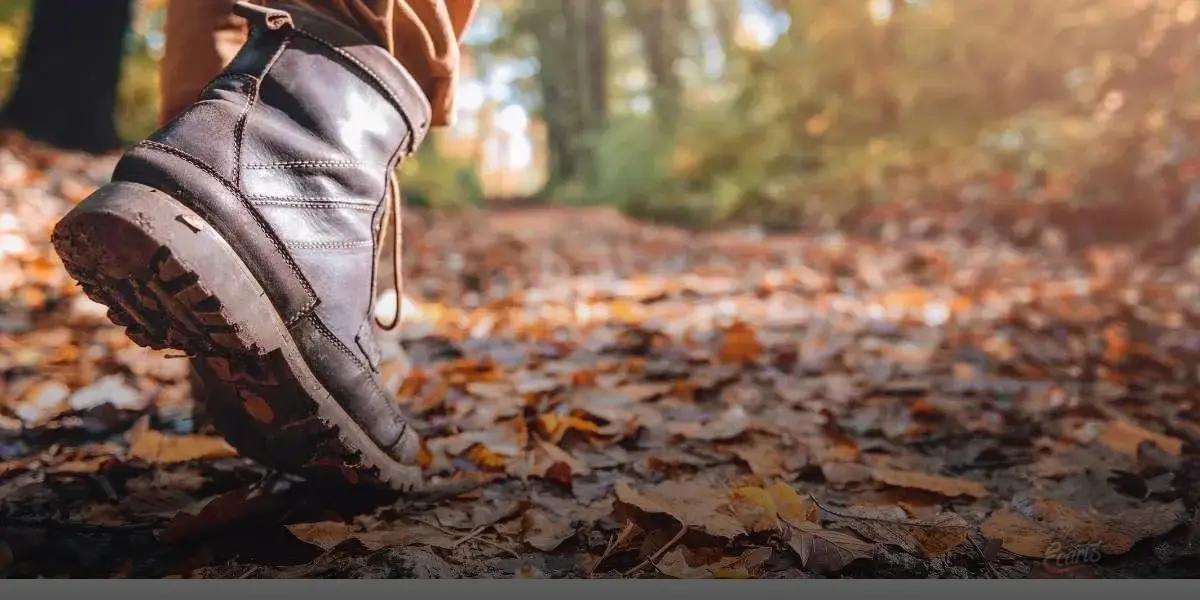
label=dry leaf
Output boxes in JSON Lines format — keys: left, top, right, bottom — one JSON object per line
{"left": 287, "top": 521, "right": 355, "bottom": 551}
{"left": 821, "top": 461, "right": 871, "bottom": 485}
{"left": 656, "top": 546, "right": 715, "bottom": 579}
{"left": 729, "top": 486, "right": 781, "bottom": 532}
{"left": 823, "top": 504, "right": 969, "bottom": 558}
{"left": 354, "top": 522, "right": 459, "bottom": 550}
{"left": 769, "top": 482, "right": 819, "bottom": 525}
{"left": 871, "top": 466, "right": 989, "bottom": 499}
{"left": 787, "top": 521, "right": 875, "bottom": 574}
{"left": 670, "top": 405, "right": 750, "bottom": 441}
{"left": 614, "top": 480, "right": 745, "bottom": 539}
{"left": 656, "top": 546, "right": 772, "bottom": 579}
{"left": 981, "top": 498, "right": 1186, "bottom": 558}
{"left": 128, "top": 418, "right": 236, "bottom": 464}
{"left": 718, "top": 322, "right": 762, "bottom": 363}
{"left": 1098, "top": 420, "right": 1183, "bottom": 457}
{"left": 730, "top": 437, "right": 789, "bottom": 477}
{"left": 161, "top": 487, "right": 282, "bottom": 542}
{"left": 728, "top": 482, "right": 817, "bottom": 532}
{"left": 522, "top": 508, "right": 575, "bottom": 551}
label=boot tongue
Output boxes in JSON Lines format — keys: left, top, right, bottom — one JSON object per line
{"left": 232, "top": 1, "right": 294, "bottom": 32}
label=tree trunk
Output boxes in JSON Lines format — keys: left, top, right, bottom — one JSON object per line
{"left": 626, "top": 0, "right": 687, "bottom": 131}
{"left": 529, "top": 0, "right": 609, "bottom": 191}
{"left": 2, "top": 0, "right": 133, "bottom": 152}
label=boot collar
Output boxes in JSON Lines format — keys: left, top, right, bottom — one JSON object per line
{"left": 233, "top": 1, "right": 432, "bottom": 156}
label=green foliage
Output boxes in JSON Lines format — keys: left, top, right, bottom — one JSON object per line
{"left": 0, "top": 0, "right": 29, "bottom": 97}
{"left": 518, "top": 0, "right": 1200, "bottom": 226}
{"left": 400, "top": 138, "right": 484, "bottom": 209}
{"left": 115, "top": 20, "right": 161, "bottom": 143}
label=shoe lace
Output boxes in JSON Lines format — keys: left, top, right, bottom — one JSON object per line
{"left": 373, "top": 174, "right": 403, "bottom": 331}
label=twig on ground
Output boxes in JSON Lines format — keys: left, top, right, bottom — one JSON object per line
{"left": 452, "top": 524, "right": 487, "bottom": 548}
{"left": 969, "top": 536, "right": 1003, "bottom": 579}
{"left": 623, "top": 522, "right": 687, "bottom": 578}
{"left": 589, "top": 520, "right": 639, "bottom": 577}
{"left": 418, "top": 518, "right": 520, "bottom": 559}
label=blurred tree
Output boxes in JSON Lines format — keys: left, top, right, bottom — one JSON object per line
{"left": 2, "top": 0, "right": 132, "bottom": 152}
{"left": 623, "top": 0, "right": 690, "bottom": 131}
{"left": 524, "top": 0, "right": 609, "bottom": 191}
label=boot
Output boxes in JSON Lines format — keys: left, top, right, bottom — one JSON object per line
{"left": 52, "top": 2, "right": 427, "bottom": 490}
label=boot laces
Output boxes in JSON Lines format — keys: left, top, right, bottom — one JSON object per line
{"left": 373, "top": 174, "right": 403, "bottom": 330}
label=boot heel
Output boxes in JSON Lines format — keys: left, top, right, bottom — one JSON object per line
{"left": 53, "top": 181, "right": 424, "bottom": 491}
{"left": 52, "top": 181, "right": 280, "bottom": 355}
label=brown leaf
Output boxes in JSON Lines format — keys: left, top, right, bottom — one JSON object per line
{"left": 871, "top": 466, "right": 989, "bottom": 499}
{"left": 161, "top": 486, "right": 283, "bottom": 543}
{"left": 614, "top": 480, "right": 745, "bottom": 539}
{"left": 354, "top": 522, "right": 459, "bottom": 550}
{"left": 128, "top": 417, "right": 236, "bottom": 464}
{"left": 287, "top": 521, "right": 355, "bottom": 551}
{"left": 981, "top": 498, "right": 1186, "bottom": 558}
{"left": 1098, "top": 420, "right": 1183, "bottom": 457}
{"left": 670, "top": 405, "right": 750, "bottom": 441}
{"left": 820, "top": 461, "right": 871, "bottom": 486}
{"left": 711, "top": 547, "right": 772, "bottom": 578}
{"left": 656, "top": 546, "right": 772, "bottom": 579}
{"left": 655, "top": 546, "right": 715, "bottom": 579}
{"left": 730, "top": 436, "right": 790, "bottom": 477}
{"left": 519, "top": 438, "right": 590, "bottom": 482}
{"left": 823, "top": 504, "right": 969, "bottom": 558}
{"left": 522, "top": 508, "right": 575, "bottom": 551}
{"left": 718, "top": 322, "right": 762, "bottom": 364}
{"left": 787, "top": 521, "right": 875, "bottom": 574}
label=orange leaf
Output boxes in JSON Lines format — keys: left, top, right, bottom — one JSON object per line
{"left": 718, "top": 322, "right": 762, "bottom": 364}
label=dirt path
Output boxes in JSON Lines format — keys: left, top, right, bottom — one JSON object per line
{"left": 1, "top": 141, "right": 1198, "bottom": 578}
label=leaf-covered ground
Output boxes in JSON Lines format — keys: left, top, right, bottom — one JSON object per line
{"left": 2, "top": 138, "right": 1199, "bottom": 578}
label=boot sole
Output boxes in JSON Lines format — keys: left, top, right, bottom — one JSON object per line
{"left": 52, "top": 181, "right": 422, "bottom": 492}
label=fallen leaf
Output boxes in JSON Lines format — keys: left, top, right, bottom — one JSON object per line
{"left": 656, "top": 546, "right": 772, "bottom": 579}
{"left": 1098, "top": 420, "right": 1183, "bottom": 457}
{"left": 522, "top": 508, "right": 575, "bottom": 551}
{"left": 128, "top": 418, "right": 237, "bottom": 464}
{"left": 981, "top": 498, "right": 1186, "bottom": 558}
{"left": 287, "top": 521, "right": 355, "bottom": 551}
{"left": 769, "top": 482, "right": 819, "bottom": 525}
{"left": 614, "top": 480, "right": 745, "bottom": 539}
{"left": 161, "top": 486, "right": 284, "bottom": 542}
{"left": 730, "top": 436, "right": 790, "bottom": 477}
{"left": 729, "top": 486, "right": 781, "bottom": 532}
{"left": 12, "top": 379, "right": 69, "bottom": 425}
{"left": 354, "top": 522, "right": 459, "bottom": 550}
{"left": 787, "top": 521, "right": 875, "bottom": 574}
{"left": 655, "top": 546, "right": 714, "bottom": 578}
{"left": 822, "top": 504, "right": 969, "bottom": 558}
{"left": 670, "top": 405, "right": 750, "bottom": 441}
{"left": 711, "top": 547, "right": 772, "bottom": 578}
{"left": 728, "top": 482, "right": 817, "bottom": 532}
{"left": 718, "top": 322, "right": 762, "bottom": 364}
{"left": 68, "top": 375, "right": 145, "bottom": 412}
{"left": 871, "top": 466, "right": 989, "bottom": 499}
{"left": 821, "top": 461, "right": 871, "bottom": 485}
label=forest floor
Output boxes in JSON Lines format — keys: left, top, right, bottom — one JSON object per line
{"left": 2, "top": 139, "right": 1200, "bottom": 578}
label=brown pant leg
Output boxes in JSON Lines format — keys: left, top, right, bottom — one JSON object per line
{"left": 160, "top": 0, "right": 247, "bottom": 124}
{"left": 159, "top": 0, "right": 477, "bottom": 127}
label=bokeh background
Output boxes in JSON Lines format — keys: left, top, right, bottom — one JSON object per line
{"left": 3, "top": 0, "right": 1200, "bottom": 227}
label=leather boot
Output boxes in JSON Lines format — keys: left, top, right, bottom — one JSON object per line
{"left": 52, "top": 2, "right": 427, "bottom": 490}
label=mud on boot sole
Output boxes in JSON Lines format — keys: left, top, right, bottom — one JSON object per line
{"left": 52, "top": 181, "right": 422, "bottom": 492}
